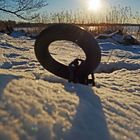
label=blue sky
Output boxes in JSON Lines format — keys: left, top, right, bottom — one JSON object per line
{"left": 46, "top": 0, "right": 140, "bottom": 12}
{"left": 0, "top": 0, "right": 140, "bottom": 20}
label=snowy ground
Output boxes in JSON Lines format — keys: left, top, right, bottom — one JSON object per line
{"left": 0, "top": 32, "right": 140, "bottom": 140}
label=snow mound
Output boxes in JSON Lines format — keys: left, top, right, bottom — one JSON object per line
{"left": 96, "top": 30, "right": 140, "bottom": 45}
{"left": 98, "top": 41, "right": 140, "bottom": 73}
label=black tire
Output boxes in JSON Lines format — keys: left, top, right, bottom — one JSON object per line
{"left": 34, "top": 23, "right": 101, "bottom": 84}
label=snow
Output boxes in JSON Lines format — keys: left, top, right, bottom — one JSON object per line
{"left": 0, "top": 32, "right": 140, "bottom": 140}
{"left": 10, "top": 31, "right": 31, "bottom": 40}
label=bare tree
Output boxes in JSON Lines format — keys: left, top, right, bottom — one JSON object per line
{"left": 0, "top": 0, "right": 48, "bottom": 20}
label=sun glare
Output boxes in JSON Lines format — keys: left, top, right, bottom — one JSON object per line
{"left": 88, "top": 0, "right": 101, "bottom": 11}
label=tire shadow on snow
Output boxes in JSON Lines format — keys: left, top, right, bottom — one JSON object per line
{"left": 33, "top": 74, "right": 111, "bottom": 139}
{"left": 64, "top": 83, "right": 111, "bottom": 140}
{"left": 0, "top": 74, "right": 20, "bottom": 94}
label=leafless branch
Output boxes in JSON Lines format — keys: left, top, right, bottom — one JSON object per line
{"left": 0, "top": 0, "right": 48, "bottom": 20}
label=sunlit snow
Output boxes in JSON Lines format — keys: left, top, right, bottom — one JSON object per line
{"left": 0, "top": 32, "right": 140, "bottom": 140}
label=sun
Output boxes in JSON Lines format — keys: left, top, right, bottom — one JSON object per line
{"left": 88, "top": 0, "right": 101, "bottom": 11}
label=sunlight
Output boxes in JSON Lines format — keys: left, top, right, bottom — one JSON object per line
{"left": 88, "top": 0, "right": 101, "bottom": 11}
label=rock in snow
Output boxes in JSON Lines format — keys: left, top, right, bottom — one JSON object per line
{"left": 0, "top": 33, "right": 140, "bottom": 140}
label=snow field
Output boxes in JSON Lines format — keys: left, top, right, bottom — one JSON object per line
{"left": 0, "top": 33, "right": 140, "bottom": 140}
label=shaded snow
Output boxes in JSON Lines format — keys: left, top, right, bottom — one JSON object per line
{"left": 97, "top": 41, "right": 140, "bottom": 73}
{"left": 0, "top": 33, "right": 140, "bottom": 140}
{"left": 0, "top": 75, "right": 110, "bottom": 140}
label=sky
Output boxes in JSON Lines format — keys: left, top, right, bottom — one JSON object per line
{"left": 0, "top": 0, "right": 140, "bottom": 21}
{"left": 46, "top": 0, "right": 140, "bottom": 12}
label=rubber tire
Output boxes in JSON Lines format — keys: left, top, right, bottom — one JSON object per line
{"left": 35, "top": 23, "right": 101, "bottom": 84}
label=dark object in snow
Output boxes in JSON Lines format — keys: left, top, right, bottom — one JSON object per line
{"left": 68, "top": 59, "right": 95, "bottom": 86}
{"left": 35, "top": 23, "right": 101, "bottom": 86}
{"left": 123, "top": 35, "right": 140, "bottom": 45}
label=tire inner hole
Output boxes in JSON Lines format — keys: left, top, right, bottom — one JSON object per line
{"left": 49, "top": 40, "right": 86, "bottom": 65}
